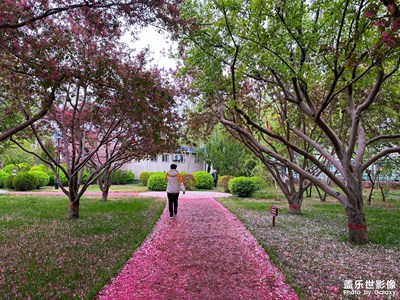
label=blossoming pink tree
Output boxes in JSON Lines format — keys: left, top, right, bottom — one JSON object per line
{"left": 9, "top": 5, "right": 181, "bottom": 219}
{"left": 0, "top": 0, "right": 181, "bottom": 142}
{"left": 14, "top": 51, "right": 180, "bottom": 219}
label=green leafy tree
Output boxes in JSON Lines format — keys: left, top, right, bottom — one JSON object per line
{"left": 202, "top": 125, "right": 257, "bottom": 177}
{"left": 177, "top": 0, "right": 400, "bottom": 244}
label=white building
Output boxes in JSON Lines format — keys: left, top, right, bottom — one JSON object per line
{"left": 125, "top": 147, "right": 206, "bottom": 178}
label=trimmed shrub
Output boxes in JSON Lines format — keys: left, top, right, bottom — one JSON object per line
{"left": 30, "top": 165, "right": 56, "bottom": 186}
{"left": 139, "top": 172, "right": 153, "bottom": 186}
{"left": 13, "top": 173, "right": 39, "bottom": 191}
{"left": 17, "top": 163, "right": 31, "bottom": 173}
{"left": 5, "top": 175, "right": 15, "bottom": 189}
{"left": 250, "top": 176, "right": 266, "bottom": 191}
{"left": 111, "top": 170, "right": 135, "bottom": 185}
{"left": 126, "top": 171, "right": 135, "bottom": 183}
{"left": 29, "top": 164, "right": 47, "bottom": 173}
{"left": 182, "top": 174, "right": 195, "bottom": 190}
{"left": 218, "top": 175, "right": 234, "bottom": 192}
{"left": 0, "top": 170, "right": 8, "bottom": 188}
{"left": 229, "top": 176, "right": 256, "bottom": 197}
{"left": 29, "top": 171, "right": 50, "bottom": 188}
{"left": 147, "top": 173, "right": 167, "bottom": 191}
{"left": 3, "top": 164, "right": 18, "bottom": 174}
{"left": 193, "top": 171, "right": 214, "bottom": 189}
{"left": 111, "top": 170, "right": 123, "bottom": 184}
{"left": 80, "top": 169, "right": 90, "bottom": 184}
{"left": 55, "top": 170, "right": 68, "bottom": 186}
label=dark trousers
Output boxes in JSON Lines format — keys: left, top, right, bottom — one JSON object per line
{"left": 167, "top": 193, "right": 179, "bottom": 216}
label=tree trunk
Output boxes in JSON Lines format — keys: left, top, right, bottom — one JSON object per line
{"left": 306, "top": 184, "right": 313, "bottom": 197}
{"left": 102, "top": 189, "right": 109, "bottom": 202}
{"left": 288, "top": 193, "right": 303, "bottom": 214}
{"left": 346, "top": 203, "right": 368, "bottom": 245}
{"left": 69, "top": 202, "right": 80, "bottom": 220}
{"left": 98, "top": 174, "right": 111, "bottom": 202}
{"left": 315, "top": 186, "right": 327, "bottom": 202}
{"left": 367, "top": 171, "right": 376, "bottom": 205}
{"left": 378, "top": 181, "right": 387, "bottom": 202}
{"left": 68, "top": 179, "right": 80, "bottom": 219}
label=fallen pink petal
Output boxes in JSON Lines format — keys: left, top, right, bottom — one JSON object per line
{"left": 96, "top": 197, "right": 298, "bottom": 299}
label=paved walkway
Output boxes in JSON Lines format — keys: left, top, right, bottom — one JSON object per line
{"left": 96, "top": 196, "right": 298, "bottom": 300}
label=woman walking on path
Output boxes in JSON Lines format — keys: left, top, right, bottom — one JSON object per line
{"left": 165, "top": 164, "right": 185, "bottom": 219}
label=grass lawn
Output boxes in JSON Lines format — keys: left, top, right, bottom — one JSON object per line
{"left": 0, "top": 194, "right": 164, "bottom": 299}
{"left": 218, "top": 188, "right": 400, "bottom": 299}
{"left": 31, "top": 183, "right": 148, "bottom": 193}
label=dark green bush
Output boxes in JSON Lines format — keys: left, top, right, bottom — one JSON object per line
{"left": 229, "top": 176, "right": 256, "bottom": 197}
{"left": 51, "top": 164, "right": 68, "bottom": 186}
{"left": 218, "top": 175, "right": 234, "bottom": 192}
{"left": 126, "top": 171, "right": 135, "bottom": 182}
{"left": 182, "top": 174, "right": 195, "bottom": 190}
{"left": 13, "top": 173, "right": 39, "bottom": 191}
{"left": 30, "top": 165, "right": 54, "bottom": 186}
{"left": 111, "top": 170, "right": 124, "bottom": 185}
{"left": 0, "top": 170, "right": 8, "bottom": 188}
{"left": 29, "top": 171, "right": 50, "bottom": 188}
{"left": 59, "top": 171, "right": 68, "bottom": 186}
{"left": 139, "top": 172, "right": 153, "bottom": 186}
{"left": 193, "top": 171, "right": 214, "bottom": 189}
{"left": 147, "top": 173, "right": 167, "bottom": 191}
{"left": 250, "top": 176, "right": 266, "bottom": 191}
{"left": 111, "top": 170, "right": 135, "bottom": 185}
{"left": 80, "top": 169, "right": 90, "bottom": 184}
{"left": 5, "top": 175, "right": 14, "bottom": 189}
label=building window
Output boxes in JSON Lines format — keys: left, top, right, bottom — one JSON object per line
{"left": 162, "top": 154, "right": 169, "bottom": 162}
{"left": 150, "top": 156, "right": 157, "bottom": 162}
{"left": 172, "top": 153, "right": 184, "bottom": 163}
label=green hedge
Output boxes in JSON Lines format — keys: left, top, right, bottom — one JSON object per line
{"left": 193, "top": 171, "right": 214, "bottom": 189}
{"left": 139, "top": 172, "right": 153, "bottom": 186}
{"left": 3, "top": 164, "right": 18, "bottom": 174}
{"left": 5, "top": 175, "right": 14, "bottom": 189}
{"left": 13, "top": 173, "right": 39, "bottom": 191}
{"left": 48, "top": 171, "right": 56, "bottom": 186}
{"left": 229, "top": 176, "right": 256, "bottom": 197}
{"left": 147, "top": 173, "right": 167, "bottom": 191}
{"left": 4, "top": 163, "right": 31, "bottom": 174}
{"left": 250, "top": 176, "right": 266, "bottom": 191}
{"left": 29, "top": 165, "right": 48, "bottom": 173}
{"left": 111, "top": 170, "right": 135, "bottom": 185}
{"left": 0, "top": 171, "right": 8, "bottom": 188}
{"left": 29, "top": 171, "right": 50, "bottom": 188}
{"left": 58, "top": 170, "right": 68, "bottom": 186}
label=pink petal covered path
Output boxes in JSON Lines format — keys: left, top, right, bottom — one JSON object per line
{"left": 96, "top": 196, "right": 298, "bottom": 300}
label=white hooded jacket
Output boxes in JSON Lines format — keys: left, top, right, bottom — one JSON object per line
{"left": 165, "top": 169, "right": 185, "bottom": 193}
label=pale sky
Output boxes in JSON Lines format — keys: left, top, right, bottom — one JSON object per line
{"left": 124, "top": 26, "right": 177, "bottom": 70}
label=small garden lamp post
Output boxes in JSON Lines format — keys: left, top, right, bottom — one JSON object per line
{"left": 12, "top": 169, "right": 17, "bottom": 176}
